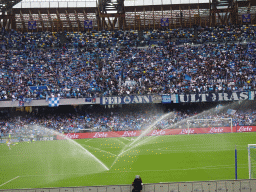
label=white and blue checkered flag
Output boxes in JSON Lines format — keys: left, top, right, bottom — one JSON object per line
{"left": 48, "top": 97, "right": 60, "bottom": 107}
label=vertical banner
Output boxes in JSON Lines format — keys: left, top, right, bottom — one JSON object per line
{"left": 161, "top": 18, "right": 169, "bottom": 27}
{"left": 28, "top": 21, "right": 37, "bottom": 30}
{"left": 242, "top": 14, "right": 251, "bottom": 23}
{"left": 19, "top": 100, "right": 24, "bottom": 107}
{"left": 84, "top": 20, "right": 93, "bottom": 29}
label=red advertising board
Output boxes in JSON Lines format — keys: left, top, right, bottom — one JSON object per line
{"left": 63, "top": 126, "right": 256, "bottom": 139}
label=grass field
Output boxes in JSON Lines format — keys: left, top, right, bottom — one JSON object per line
{"left": 0, "top": 132, "right": 255, "bottom": 189}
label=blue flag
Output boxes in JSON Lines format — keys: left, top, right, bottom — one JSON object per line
{"left": 185, "top": 74, "right": 192, "bottom": 81}
{"left": 28, "top": 21, "right": 37, "bottom": 30}
{"left": 48, "top": 97, "right": 59, "bottom": 107}
{"left": 242, "top": 14, "right": 251, "bottom": 23}
{"left": 161, "top": 18, "right": 169, "bottom": 27}
{"left": 84, "top": 20, "right": 92, "bottom": 29}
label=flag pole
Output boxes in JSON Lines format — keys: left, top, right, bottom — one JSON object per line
{"left": 235, "top": 145, "right": 238, "bottom": 180}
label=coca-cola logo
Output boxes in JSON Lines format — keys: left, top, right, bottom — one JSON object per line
{"left": 66, "top": 133, "right": 79, "bottom": 139}
{"left": 122, "top": 131, "right": 137, "bottom": 137}
{"left": 237, "top": 126, "right": 252, "bottom": 132}
{"left": 208, "top": 127, "right": 224, "bottom": 133}
{"left": 151, "top": 130, "right": 166, "bottom": 136}
{"left": 180, "top": 129, "right": 195, "bottom": 134}
{"left": 93, "top": 132, "right": 108, "bottom": 138}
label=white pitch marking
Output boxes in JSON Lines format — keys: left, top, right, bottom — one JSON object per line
{"left": 15, "top": 164, "right": 248, "bottom": 178}
{"left": 119, "top": 137, "right": 131, "bottom": 141}
{"left": 0, "top": 176, "right": 20, "bottom": 187}
{"left": 82, "top": 144, "right": 117, "bottom": 156}
{"left": 84, "top": 139, "right": 93, "bottom": 143}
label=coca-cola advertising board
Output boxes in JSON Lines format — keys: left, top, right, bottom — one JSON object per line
{"left": 63, "top": 126, "right": 256, "bottom": 139}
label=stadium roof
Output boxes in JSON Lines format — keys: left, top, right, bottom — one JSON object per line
{"left": 14, "top": 0, "right": 211, "bottom": 9}
{"left": 9, "top": 0, "right": 255, "bottom": 31}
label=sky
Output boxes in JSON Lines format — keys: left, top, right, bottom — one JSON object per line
{"left": 14, "top": 0, "right": 211, "bottom": 9}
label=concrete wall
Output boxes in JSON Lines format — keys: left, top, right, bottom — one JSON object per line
{"left": 1, "top": 179, "right": 256, "bottom": 192}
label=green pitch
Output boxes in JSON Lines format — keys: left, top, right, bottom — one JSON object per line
{"left": 0, "top": 132, "right": 255, "bottom": 189}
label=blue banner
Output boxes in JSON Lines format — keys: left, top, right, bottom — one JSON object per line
{"left": 85, "top": 98, "right": 92, "bottom": 102}
{"left": 84, "top": 20, "right": 92, "bottom": 29}
{"left": 162, "top": 95, "right": 179, "bottom": 103}
{"left": 162, "top": 91, "right": 256, "bottom": 103}
{"left": 242, "top": 14, "right": 251, "bottom": 23}
{"left": 161, "top": 18, "right": 169, "bottom": 27}
{"left": 101, "top": 95, "right": 153, "bottom": 105}
{"left": 29, "top": 86, "right": 48, "bottom": 92}
{"left": 28, "top": 21, "right": 37, "bottom": 30}
{"left": 85, "top": 98, "right": 96, "bottom": 103}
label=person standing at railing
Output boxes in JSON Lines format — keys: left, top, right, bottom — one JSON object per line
{"left": 132, "top": 175, "right": 143, "bottom": 192}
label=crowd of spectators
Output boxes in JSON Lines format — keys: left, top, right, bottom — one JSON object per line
{"left": 0, "top": 25, "right": 256, "bottom": 100}
{"left": 0, "top": 106, "right": 256, "bottom": 138}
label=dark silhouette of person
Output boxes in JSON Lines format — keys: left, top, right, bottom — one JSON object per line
{"left": 132, "top": 175, "right": 143, "bottom": 192}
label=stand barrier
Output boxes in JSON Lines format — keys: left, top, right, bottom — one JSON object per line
{"left": 1, "top": 179, "right": 256, "bottom": 192}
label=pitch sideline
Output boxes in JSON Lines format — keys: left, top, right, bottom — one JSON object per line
{"left": 0, "top": 176, "right": 20, "bottom": 187}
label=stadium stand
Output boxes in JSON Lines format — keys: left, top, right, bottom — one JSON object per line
{"left": 0, "top": 105, "right": 255, "bottom": 136}
{"left": 0, "top": 25, "right": 256, "bottom": 101}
